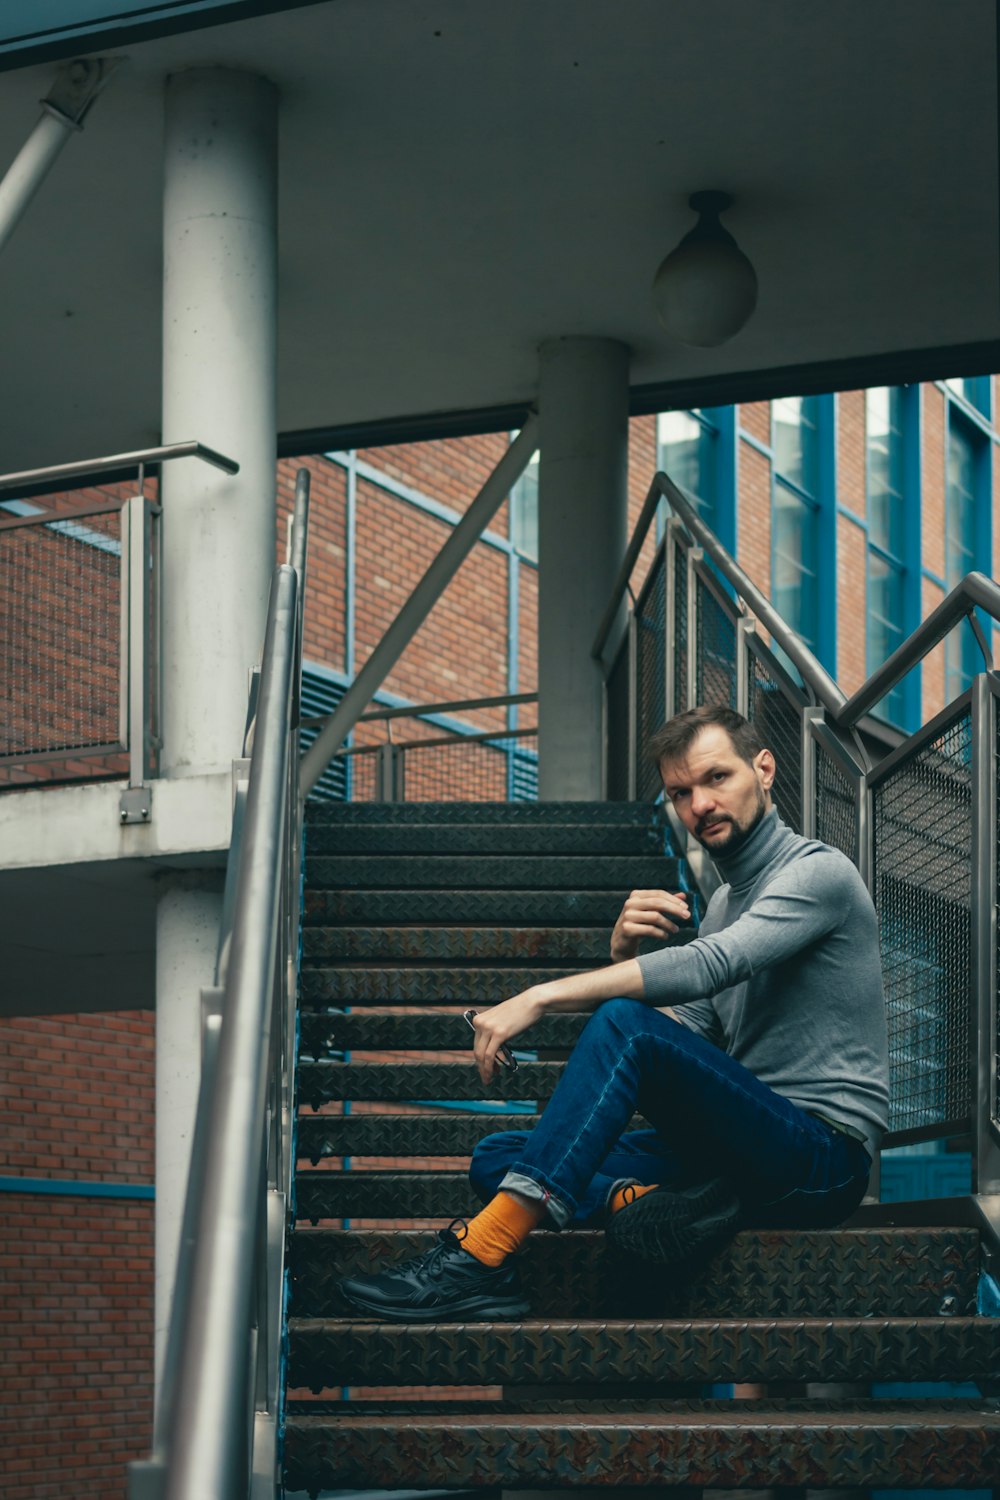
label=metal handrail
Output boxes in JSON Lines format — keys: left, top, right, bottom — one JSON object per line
{"left": 834, "top": 570, "right": 1000, "bottom": 728}
{"left": 131, "top": 471, "right": 310, "bottom": 1500}
{"left": 335, "top": 724, "right": 538, "bottom": 757}
{"left": 593, "top": 471, "right": 848, "bottom": 715}
{"left": 0, "top": 438, "right": 239, "bottom": 495}
{"left": 301, "top": 690, "right": 538, "bottom": 732}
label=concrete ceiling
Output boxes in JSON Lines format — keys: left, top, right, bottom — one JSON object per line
{"left": 0, "top": 0, "right": 996, "bottom": 471}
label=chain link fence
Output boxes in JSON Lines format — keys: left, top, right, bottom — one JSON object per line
{"left": 814, "top": 738, "right": 858, "bottom": 864}
{"left": 694, "top": 565, "right": 738, "bottom": 710}
{"left": 0, "top": 503, "right": 128, "bottom": 788}
{"left": 745, "top": 642, "right": 805, "bottom": 834}
{"left": 872, "top": 706, "right": 973, "bottom": 1138}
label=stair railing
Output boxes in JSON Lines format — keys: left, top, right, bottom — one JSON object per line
{"left": 129, "top": 469, "right": 310, "bottom": 1500}
{"left": 601, "top": 469, "right": 1000, "bottom": 1279}
{"left": 302, "top": 690, "right": 538, "bottom": 801}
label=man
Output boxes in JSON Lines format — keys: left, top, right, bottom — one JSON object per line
{"left": 339, "top": 705, "right": 888, "bottom": 1322}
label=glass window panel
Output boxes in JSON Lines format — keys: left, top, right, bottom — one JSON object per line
{"left": 510, "top": 443, "right": 538, "bottom": 561}
{"left": 773, "top": 395, "right": 819, "bottom": 496}
{"left": 866, "top": 387, "right": 905, "bottom": 557}
{"left": 773, "top": 480, "right": 818, "bottom": 648}
{"left": 657, "top": 409, "right": 717, "bottom": 529}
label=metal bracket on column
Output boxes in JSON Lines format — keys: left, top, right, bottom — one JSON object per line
{"left": 120, "top": 786, "right": 153, "bottom": 824}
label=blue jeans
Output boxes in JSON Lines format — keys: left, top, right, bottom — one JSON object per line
{"left": 469, "top": 998, "right": 871, "bottom": 1230}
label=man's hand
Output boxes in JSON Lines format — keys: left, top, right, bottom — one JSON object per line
{"left": 468, "top": 990, "right": 546, "bottom": 1085}
{"left": 610, "top": 888, "right": 691, "bottom": 963}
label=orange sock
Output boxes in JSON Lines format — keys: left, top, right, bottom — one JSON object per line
{"left": 458, "top": 1191, "right": 545, "bottom": 1267}
{"left": 609, "top": 1181, "right": 659, "bottom": 1215}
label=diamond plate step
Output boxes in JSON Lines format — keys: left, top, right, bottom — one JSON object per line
{"left": 297, "top": 1061, "right": 562, "bottom": 1109}
{"left": 295, "top": 1171, "right": 481, "bottom": 1221}
{"left": 298, "top": 1011, "right": 587, "bottom": 1056}
{"left": 294, "top": 1111, "right": 651, "bottom": 1161}
{"left": 283, "top": 1403, "right": 1000, "bottom": 1492}
{"left": 306, "top": 801, "right": 664, "bottom": 825}
{"left": 305, "top": 854, "right": 677, "bottom": 891}
{"left": 305, "top": 822, "right": 668, "bottom": 855}
{"left": 296, "top": 1110, "right": 547, "bottom": 1161}
{"left": 288, "top": 1316, "right": 996, "bottom": 1390}
{"left": 302, "top": 926, "right": 614, "bottom": 963}
{"left": 288, "top": 1227, "right": 980, "bottom": 1320}
{"left": 304, "top": 889, "right": 637, "bottom": 926}
{"left": 300, "top": 966, "right": 588, "bottom": 1006}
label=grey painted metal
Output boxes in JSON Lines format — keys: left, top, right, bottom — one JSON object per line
{"left": 801, "top": 706, "right": 822, "bottom": 839}
{"left": 735, "top": 618, "right": 753, "bottom": 719}
{"left": 656, "top": 472, "right": 847, "bottom": 716}
{"left": 972, "top": 676, "right": 1000, "bottom": 1204}
{"left": 125, "top": 494, "right": 159, "bottom": 793}
{"left": 0, "top": 439, "right": 239, "bottom": 495}
{"left": 300, "top": 416, "right": 538, "bottom": 796}
{"left": 353, "top": 691, "right": 538, "bottom": 727}
{"left": 0, "top": 493, "right": 125, "bottom": 531}
{"left": 0, "top": 58, "right": 122, "bottom": 258}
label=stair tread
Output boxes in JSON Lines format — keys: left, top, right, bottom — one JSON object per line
{"left": 306, "top": 802, "right": 665, "bottom": 824}
{"left": 283, "top": 1398, "right": 1000, "bottom": 1489}
{"left": 302, "top": 926, "right": 615, "bottom": 960}
{"left": 306, "top": 824, "right": 667, "bottom": 854}
{"left": 304, "top": 889, "right": 639, "bottom": 924}
{"left": 305, "top": 854, "right": 678, "bottom": 889}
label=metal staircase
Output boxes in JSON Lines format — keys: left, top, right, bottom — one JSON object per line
{"left": 283, "top": 800, "right": 999, "bottom": 1493}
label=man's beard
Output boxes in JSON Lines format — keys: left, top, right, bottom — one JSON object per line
{"left": 695, "top": 782, "right": 767, "bottom": 855}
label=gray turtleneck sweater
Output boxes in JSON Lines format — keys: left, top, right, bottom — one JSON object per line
{"left": 636, "top": 808, "right": 889, "bottom": 1158}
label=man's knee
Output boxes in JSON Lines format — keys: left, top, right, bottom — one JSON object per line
{"left": 584, "top": 996, "right": 648, "bottom": 1038}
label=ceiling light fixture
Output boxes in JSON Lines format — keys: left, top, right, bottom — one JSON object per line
{"left": 652, "top": 190, "right": 758, "bottom": 347}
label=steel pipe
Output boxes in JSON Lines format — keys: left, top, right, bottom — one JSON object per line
{"left": 0, "top": 440, "right": 239, "bottom": 495}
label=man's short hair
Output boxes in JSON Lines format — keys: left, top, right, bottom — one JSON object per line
{"left": 648, "top": 705, "right": 767, "bottom": 770}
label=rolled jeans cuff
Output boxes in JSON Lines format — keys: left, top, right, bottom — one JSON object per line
{"left": 499, "top": 1169, "right": 573, "bottom": 1230}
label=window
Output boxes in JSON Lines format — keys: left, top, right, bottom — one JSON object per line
{"left": 510, "top": 441, "right": 538, "bottom": 561}
{"left": 944, "top": 413, "right": 985, "bottom": 699}
{"left": 657, "top": 409, "right": 718, "bottom": 530}
{"left": 772, "top": 396, "right": 821, "bottom": 653}
{"left": 866, "top": 387, "right": 909, "bottom": 726}
{"left": 945, "top": 376, "right": 991, "bottom": 418}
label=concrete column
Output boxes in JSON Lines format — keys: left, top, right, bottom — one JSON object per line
{"left": 154, "top": 69, "right": 276, "bottom": 1395}
{"left": 160, "top": 67, "right": 278, "bottom": 777}
{"left": 154, "top": 871, "right": 223, "bottom": 1391}
{"left": 537, "top": 337, "right": 630, "bottom": 800}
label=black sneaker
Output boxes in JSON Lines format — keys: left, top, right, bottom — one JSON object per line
{"left": 338, "top": 1220, "right": 530, "bottom": 1322}
{"left": 607, "top": 1177, "right": 740, "bottom": 1266}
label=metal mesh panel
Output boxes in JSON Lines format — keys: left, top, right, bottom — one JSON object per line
{"left": 695, "top": 573, "right": 737, "bottom": 710}
{"left": 746, "top": 648, "right": 804, "bottom": 833}
{"left": 0, "top": 510, "right": 125, "bottom": 788}
{"left": 994, "top": 693, "right": 1000, "bottom": 1126}
{"left": 605, "top": 634, "right": 630, "bottom": 801}
{"left": 672, "top": 535, "right": 688, "bottom": 714}
{"left": 873, "top": 709, "right": 973, "bottom": 1137}
{"left": 399, "top": 735, "right": 534, "bottom": 801}
{"left": 635, "top": 551, "right": 666, "bottom": 801}
{"left": 815, "top": 742, "right": 858, "bottom": 865}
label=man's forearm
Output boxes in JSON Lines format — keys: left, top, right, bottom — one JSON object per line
{"left": 532, "top": 959, "right": 645, "bottom": 1013}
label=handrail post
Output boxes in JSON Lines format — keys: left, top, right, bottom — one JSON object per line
{"left": 663, "top": 520, "right": 678, "bottom": 722}
{"left": 626, "top": 614, "right": 638, "bottom": 800}
{"left": 971, "top": 674, "right": 1000, "bottom": 1209}
{"left": 120, "top": 492, "right": 160, "bottom": 824}
{"left": 685, "top": 546, "right": 701, "bottom": 712}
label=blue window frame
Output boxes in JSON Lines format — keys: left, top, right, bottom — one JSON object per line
{"left": 944, "top": 408, "right": 990, "bottom": 700}
{"left": 656, "top": 405, "right": 737, "bottom": 553}
{"left": 866, "top": 386, "right": 919, "bottom": 729}
{"left": 771, "top": 395, "right": 835, "bottom": 670}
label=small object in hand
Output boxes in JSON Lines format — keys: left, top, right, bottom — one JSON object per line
{"left": 463, "top": 1008, "right": 519, "bottom": 1072}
